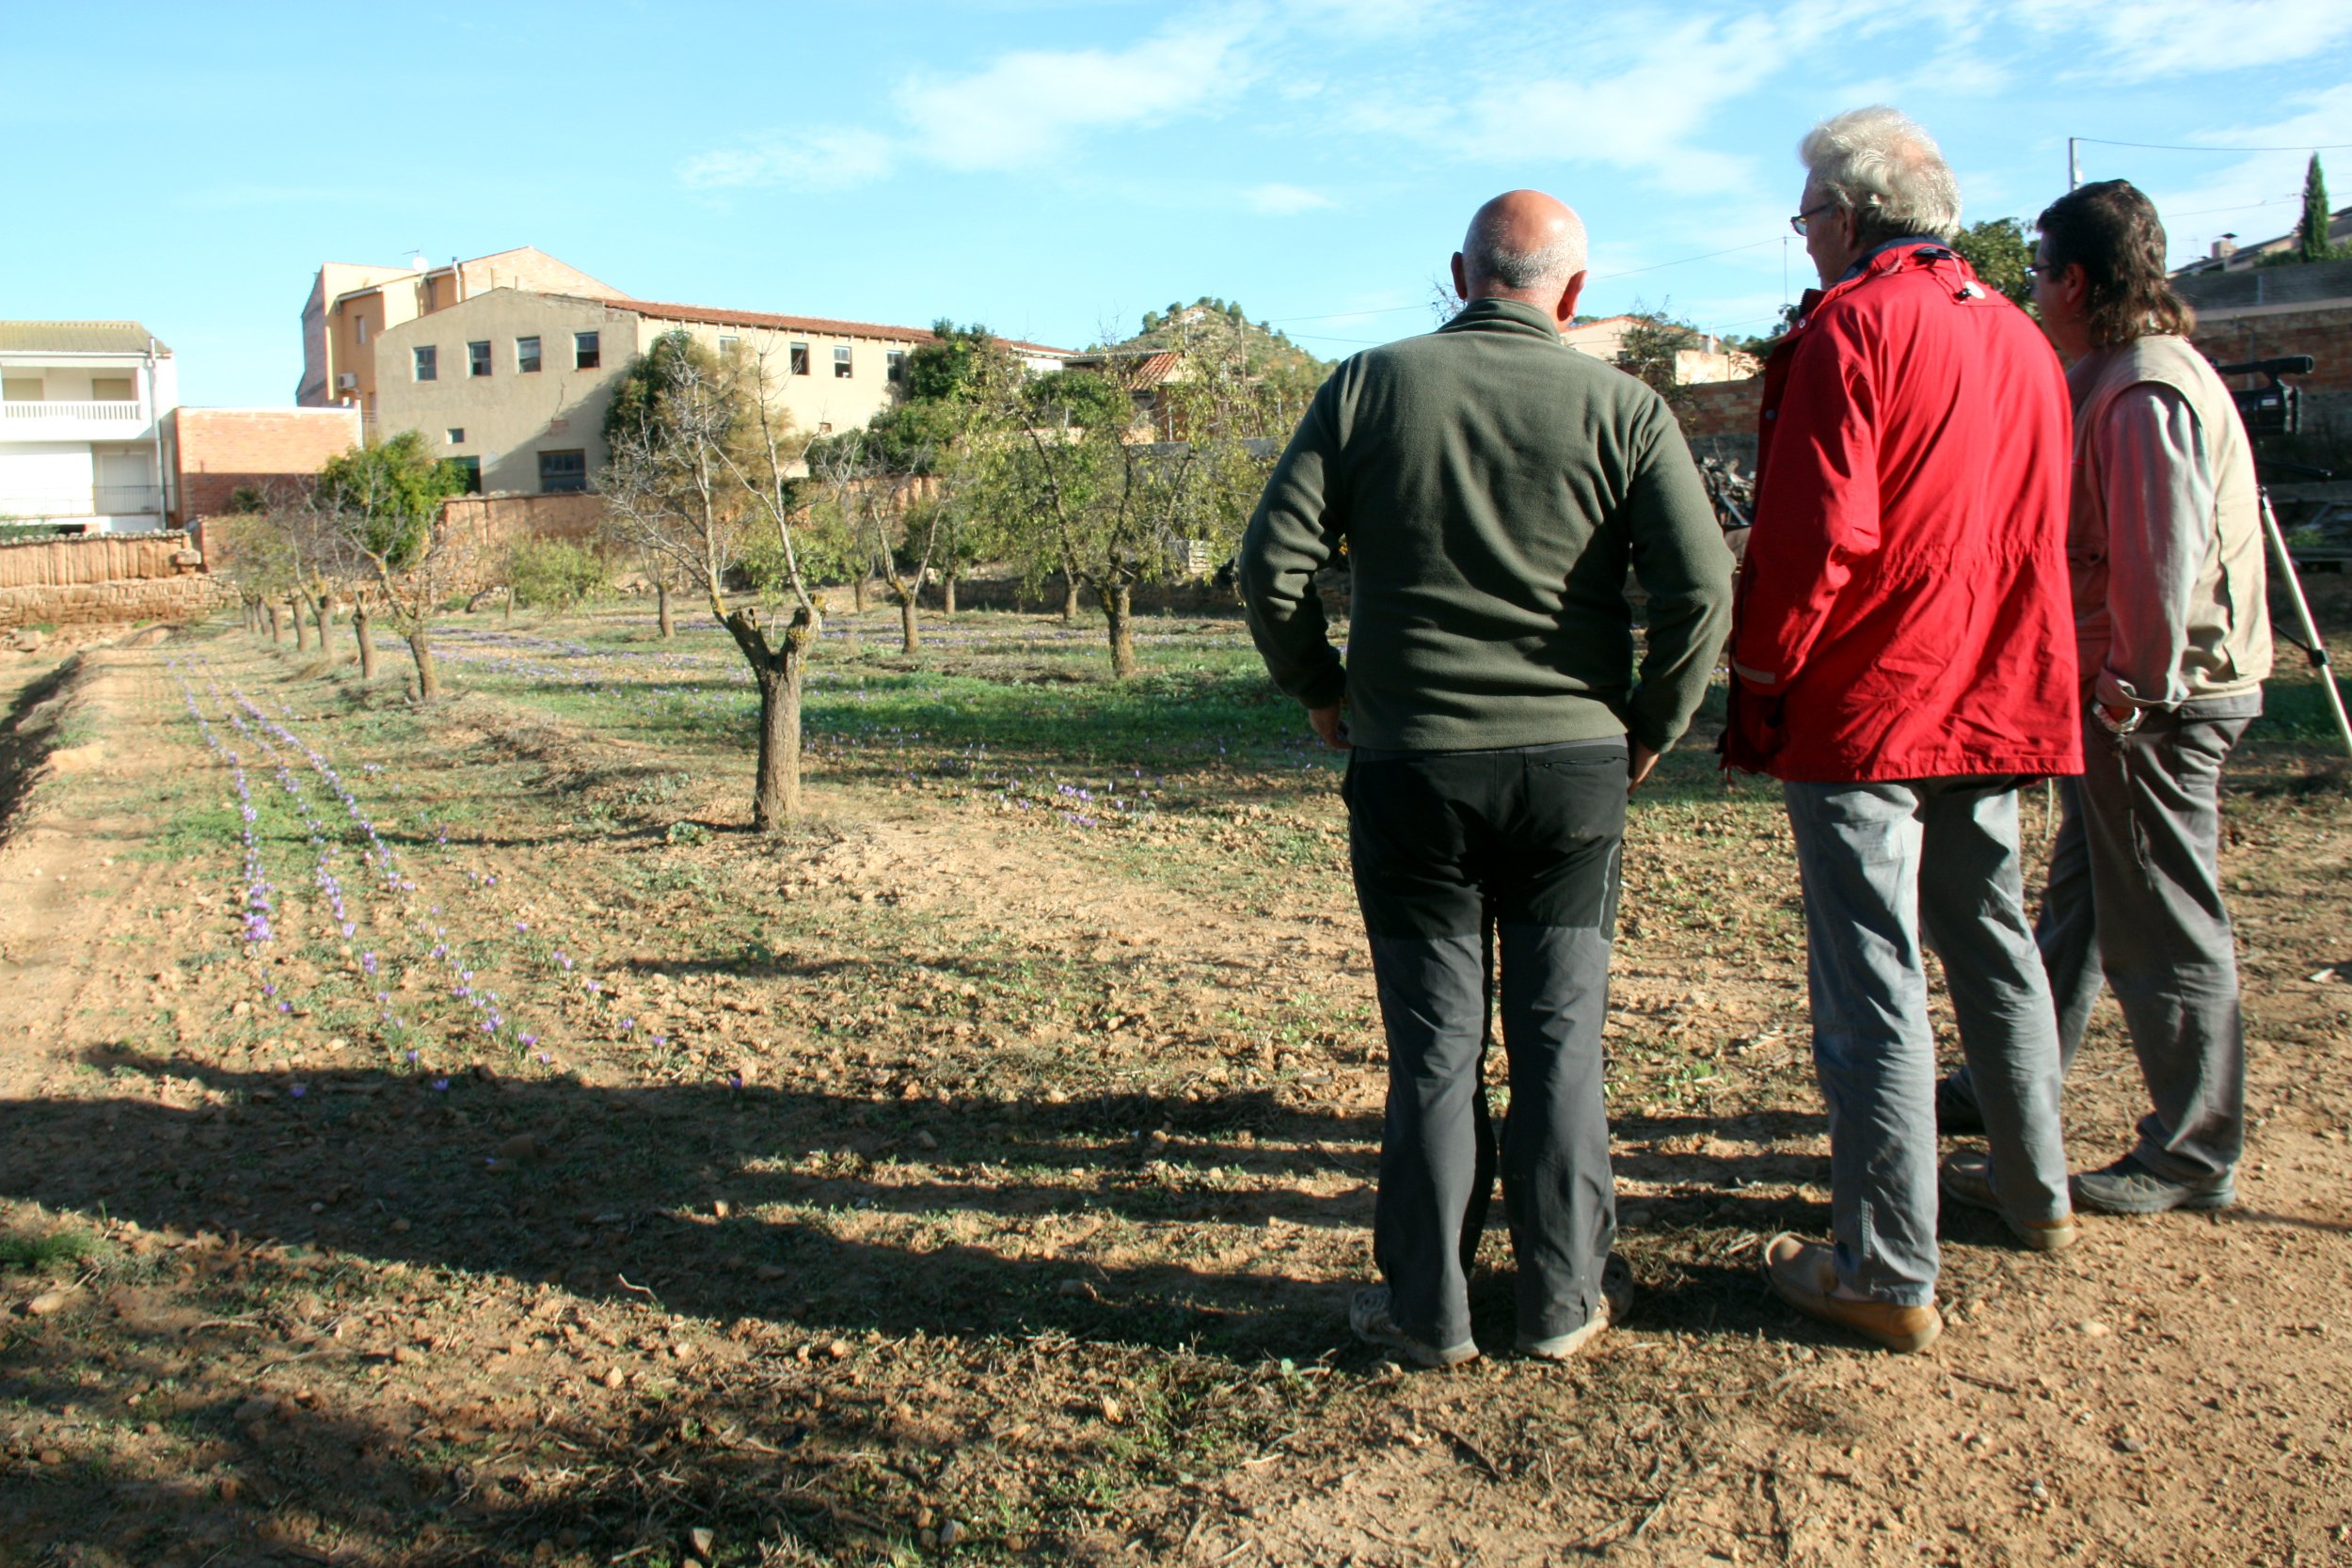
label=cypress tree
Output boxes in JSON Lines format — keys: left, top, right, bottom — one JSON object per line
{"left": 2297, "top": 153, "right": 2333, "bottom": 263}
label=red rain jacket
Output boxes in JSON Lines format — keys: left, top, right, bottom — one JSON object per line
{"left": 1723, "top": 241, "right": 2082, "bottom": 783}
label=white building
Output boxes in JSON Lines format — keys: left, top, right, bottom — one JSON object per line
{"left": 0, "top": 322, "right": 178, "bottom": 533}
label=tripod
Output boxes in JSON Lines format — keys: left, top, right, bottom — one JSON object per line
{"left": 2257, "top": 480, "right": 2352, "bottom": 760}
{"left": 2211, "top": 356, "right": 2352, "bottom": 761}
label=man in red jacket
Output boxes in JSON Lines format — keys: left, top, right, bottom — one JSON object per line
{"left": 1726, "top": 107, "right": 2083, "bottom": 1353}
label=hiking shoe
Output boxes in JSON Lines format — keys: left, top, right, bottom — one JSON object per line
{"left": 1517, "top": 1255, "right": 1634, "bottom": 1361}
{"left": 1762, "top": 1233, "right": 1942, "bottom": 1354}
{"left": 1934, "top": 1075, "right": 1986, "bottom": 1136}
{"left": 1939, "top": 1151, "right": 2077, "bottom": 1251}
{"left": 1349, "top": 1286, "right": 1478, "bottom": 1369}
{"left": 2071, "top": 1153, "right": 2236, "bottom": 1215}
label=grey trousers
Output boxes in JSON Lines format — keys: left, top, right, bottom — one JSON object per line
{"left": 1950, "top": 702, "right": 2255, "bottom": 1180}
{"left": 1783, "top": 779, "right": 2071, "bottom": 1306}
{"left": 1345, "top": 742, "right": 1626, "bottom": 1351}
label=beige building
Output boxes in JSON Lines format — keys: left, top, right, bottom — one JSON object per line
{"left": 373, "top": 292, "right": 1072, "bottom": 495}
{"left": 1561, "top": 315, "right": 1760, "bottom": 385}
{"left": 296, "top": 247, "right": 628, "bottom": 417}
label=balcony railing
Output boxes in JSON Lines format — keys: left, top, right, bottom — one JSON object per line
{"left": 0, "top": 486, "right": 166, "bottom": 519}
{"left": 1, "top": 399, "right": 148, "bottom": 424}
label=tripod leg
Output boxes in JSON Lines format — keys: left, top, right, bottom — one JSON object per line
{"left": 2261, "top": 488, "right": 2352, "bottom": 762}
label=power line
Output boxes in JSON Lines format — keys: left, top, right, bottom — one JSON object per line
{"left": 1269, "top": 235, "right": 1787, "bottom": 327}
{"left": 2074, "top": 135, "right": 2352, "bottom": 154}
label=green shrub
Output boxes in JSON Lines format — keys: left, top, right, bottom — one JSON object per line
{"left": 509, "top": 539, "right": 610, "bottom": 610}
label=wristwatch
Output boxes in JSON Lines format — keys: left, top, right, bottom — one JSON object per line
{"left": 2093, "top": 703, "right": 2143, "bottom": 736}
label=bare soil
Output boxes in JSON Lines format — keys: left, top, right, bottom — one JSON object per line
{"left": 0, "top": 598, "right": 2347, "bottom": 1568}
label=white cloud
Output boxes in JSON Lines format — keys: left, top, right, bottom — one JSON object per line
{"left": 2006, "top": 0, "right": 2352, "bottom": 82}
{"left": 1336, "top": 2, "right": 1899, "bottom": 200}
{"left": 1247, "top": 182, "right": 1336, "bottom": 214}
{"left": 2080, "top": 83, "right": 2352, "bottom": 264}
{"left": 896, "top": 23, "right": 1253, "bottom": 172}
{"left": 677, "top": 128, "right": 895, "bottom": 193}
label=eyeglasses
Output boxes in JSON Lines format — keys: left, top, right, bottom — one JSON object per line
{"left": 1789, "top": 202, "right": 1838, "bottom": 236}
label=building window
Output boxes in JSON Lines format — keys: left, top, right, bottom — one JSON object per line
{"left": 718, "top": 334, "right": 739, "bottom": 355}
{"left": 451, "top": 456, "right": 483, "bottom": 494}
{"left": 468, "top": 341, "right": 492, "bottom": 377}
{"left": 413, "top": 345, "right": 437, "bottom": 382}
{"left": 446, "top": 427, "right": 466, "bottom": 445}
{"left": 355, "top": 317, "right": 368, "bottom": 344}
{"left": 885, "top": 350, "right": 906, "bottom": 384}
{"left": 574, "top": 331, "right": 600, "bottom": 370}
{"left": 789, "top": 342, "right": 810, "bottom": 375}
{"left": 90, "top": 376, "right": 135, "bottom": 402}
{"left": 516, "top": 336, "right": 542, "bottom": 373}
{"left": 834, "top": 345, "right": 853, "bottom": 379}
{"left": 539, "top": 449, "right": 588, "bottom": 494}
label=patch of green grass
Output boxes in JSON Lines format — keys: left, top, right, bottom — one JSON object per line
{"left": 0, "top": 1223, "right": 99, "bottom": 1271}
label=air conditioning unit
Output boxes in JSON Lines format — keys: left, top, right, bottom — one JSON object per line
{"left": 337, "top": 372, "right": 358, "bottom": 390}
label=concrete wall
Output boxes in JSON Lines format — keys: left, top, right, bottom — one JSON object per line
{"left": 374, "top": 291, "right": 634, "bottom": 496}
{"left": 374, "top": 290, "right": 933, "bottom": 494}
{"left": 167, "top": 406, "right": 363, "bottom": 534}
{"left": 640, "top": 312, "right": 925, "bottom": 440}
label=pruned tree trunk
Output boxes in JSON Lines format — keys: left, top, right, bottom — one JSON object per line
{"left": 312, "top": 596, "right": 335, "bottom": 664}
{"left": 503, "top": 587, "right": 514, "bottom": 621}
{"left": 658, "top": 581, "right": 674, "bottom": 639}
{"left": 1104, "top": 580, "right": 1138, "bottom": 679}
{"left": 1061, "top": 578, "right": 1080, "bottom": 622}
{"left": 267, "top": 603, "right": 282, "bottom": 643}
{"left": 354, "top": 601, "right": 378, "bottom": 680}
{"left": 723, "top": 603, "right": 819, "bottom": 830}
{"left": 852, "top": 573, "right": 869, "bottom": 612}
{"left": 292, "top": 601, "right": 312, "bottom": 652}
{"left": 898, "top": 594, "right": 919, "bottom": 655}
{"left": 406, "top": 626, "right": 439, "bottom": 703}
{"left": 942, "top": 574, "right": 959, "bottom": 617}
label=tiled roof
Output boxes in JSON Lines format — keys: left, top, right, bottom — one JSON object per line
{"left": 618, "top": 298, "right": 944, "bottom": 342}
{"left": 1062, "top": 349, "right": 1184, "bottom": 385}
{"left": 0, "top": 320, "right": 169, "bottom": 354}
{"left": 572, "top": 296, "right": 1072, "bottom": 356}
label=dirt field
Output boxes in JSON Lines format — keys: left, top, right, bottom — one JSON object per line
{"left": 1, "top": 588, "right": 2347, "bottom": 1568}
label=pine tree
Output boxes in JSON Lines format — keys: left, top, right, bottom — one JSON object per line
{"left": 2297, "top": 153, "right": 2333, "bottom": 263}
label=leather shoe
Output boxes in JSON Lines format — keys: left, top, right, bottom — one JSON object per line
{"left": 1763, "top": 1233, "right": 1942, "bottom": 1354}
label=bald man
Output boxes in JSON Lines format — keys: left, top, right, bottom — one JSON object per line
{"left": 1240, "top": 191, "right": 1734, "bottom": 1366}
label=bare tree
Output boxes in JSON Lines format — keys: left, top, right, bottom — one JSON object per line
{"left": 603, "top": 339, "right": 822, "bottom": 829}
{"left": 809, "top": 435, "right": 937, "bottom": 655}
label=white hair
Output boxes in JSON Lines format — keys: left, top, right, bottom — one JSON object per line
{"left": 1463, "top": 204, "right": 1588, "bottom": 292}
{"left": 1799, "top": 106, "right": 1963, "bottom": 243}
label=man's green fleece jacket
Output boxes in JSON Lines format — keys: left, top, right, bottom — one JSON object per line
{"left": 1238, "top": 296, "right": 1736, "bottom": 753}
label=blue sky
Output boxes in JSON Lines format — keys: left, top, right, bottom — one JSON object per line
{"left": 8, "top": 0, "right": 2352, "bottom": 406}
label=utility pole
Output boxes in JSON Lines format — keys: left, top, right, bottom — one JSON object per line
{"left": 2068, "top": 137, "right": 2082, "bottom": 192}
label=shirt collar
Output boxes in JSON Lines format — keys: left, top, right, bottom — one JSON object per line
{"left": 1438, "top": 296, "right": 1565, "bottom": 341}
{"left": 1838, "top": 233, "right": 1948, "bottom": 283}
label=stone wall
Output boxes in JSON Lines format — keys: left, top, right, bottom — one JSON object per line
{"left": 0, "top": 531, "right": 234, "bottom": 630}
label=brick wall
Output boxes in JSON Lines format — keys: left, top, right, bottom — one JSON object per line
{"left": 171, "top": 406, "right": 363, "bottom": 538}
{"left": 1676, "top": 377, "right": 1764, "bottom": 467}
{"left": 2189, "top": 302, "right": 2352, "bottom": 393}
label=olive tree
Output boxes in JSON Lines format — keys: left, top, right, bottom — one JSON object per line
{"left": 314, "top": 432, "right": 470, "bottom": 701}
{"left": 601, "top": 331, "right": 823, "bottom": 829}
